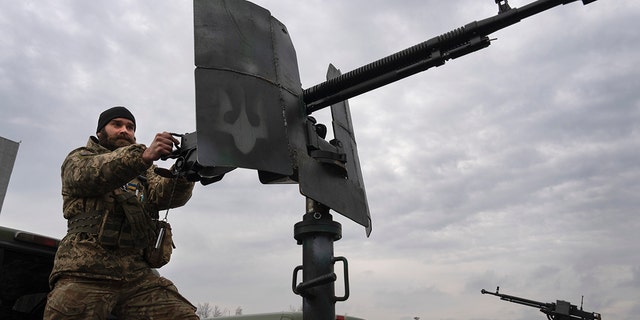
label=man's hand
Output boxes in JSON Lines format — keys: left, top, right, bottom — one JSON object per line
{"left": 142, "top": 132, "right": 179, "bottom": 164}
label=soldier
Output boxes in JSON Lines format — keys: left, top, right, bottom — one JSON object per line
{"left": 44, "top": 106, "right": 199, "bottom": 319}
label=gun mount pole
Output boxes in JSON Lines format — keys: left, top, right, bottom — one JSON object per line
{"left": 293, "top": 199, "right": 348, "bottom": 320}
{"left": 303, "top": 0, "right": 597, "bottom": 114}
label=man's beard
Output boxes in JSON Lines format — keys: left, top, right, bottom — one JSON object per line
{"left": 98, "top": 129, "right": 135, "bottom": 151}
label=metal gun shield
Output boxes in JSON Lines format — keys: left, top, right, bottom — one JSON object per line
{"left": 194, "top": 0, "right": 303, "bottom": 176}
{"left": 194, "top": 0, "right": 371, "bottom": 233}
{"left": 298, "top": 65, "right": 372, "bottom": 234}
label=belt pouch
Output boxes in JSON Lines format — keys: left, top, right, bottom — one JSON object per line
{"left": 144, "top": 220, "right": 174, "bottom": 268}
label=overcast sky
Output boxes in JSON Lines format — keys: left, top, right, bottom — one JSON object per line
{"left": 1, "top": 1, "right": 638, "bottom": 319}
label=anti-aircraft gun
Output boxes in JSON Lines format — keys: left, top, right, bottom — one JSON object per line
{"left": 160, "top": 0, "right": 600, "bottom": 319}
{"left": 481, "top": 287, "right": 602, "bottom": 320}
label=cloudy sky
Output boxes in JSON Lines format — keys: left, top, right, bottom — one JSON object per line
{"left": 1, "top": 0, "right": 638, "bottom": 319}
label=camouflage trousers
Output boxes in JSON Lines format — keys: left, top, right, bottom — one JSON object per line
{"left": 43, "top": 272, "right": 198, "bottom": 320}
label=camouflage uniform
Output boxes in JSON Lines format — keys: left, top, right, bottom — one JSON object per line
{"left": 44, "top": 137, "right": 198, "bottom": 320}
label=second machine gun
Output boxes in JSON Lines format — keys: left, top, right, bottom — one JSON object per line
{"left": 482, "top": 287, "right": 602, "bottom": 320}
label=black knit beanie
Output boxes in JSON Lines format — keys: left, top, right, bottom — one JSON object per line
{"left": 96, "top": 106, "right": 136, "bottom": 133}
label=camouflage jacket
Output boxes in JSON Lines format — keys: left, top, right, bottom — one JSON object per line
{"left": 50, "top": 136, "right": 194, "bottom": 285}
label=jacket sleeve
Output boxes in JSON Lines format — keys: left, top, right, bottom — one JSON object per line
{"left": 61, "top": 144, "right": 151, "bottom": 198}
{"left": 143, "top": 167, "right": 195, "bottom": 212}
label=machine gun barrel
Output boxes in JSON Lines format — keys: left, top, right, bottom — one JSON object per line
{"left": 303, "top": 0, "right": 597, "bottom": 114}
{"left": 481, "top": 288, "right": 553, "bottom": 309}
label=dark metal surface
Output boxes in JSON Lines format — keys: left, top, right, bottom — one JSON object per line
{"left": 194, "top": 0, "right": 303, "bottom": 176}
{"left": 293, "top": 199, "right": 343, "bottom": 320}
{"left": 193, "top": 0, "right": 372, "bottom": 232}
{"left": 0, "top": 136, "right": 19, "bottom": 214}
{"left": 298, "top": 64, "right": 372, "bottom": 234}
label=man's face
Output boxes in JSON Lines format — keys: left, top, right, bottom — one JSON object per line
{"left": 97, "top": 118, "right": 136, "bottom": 150}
